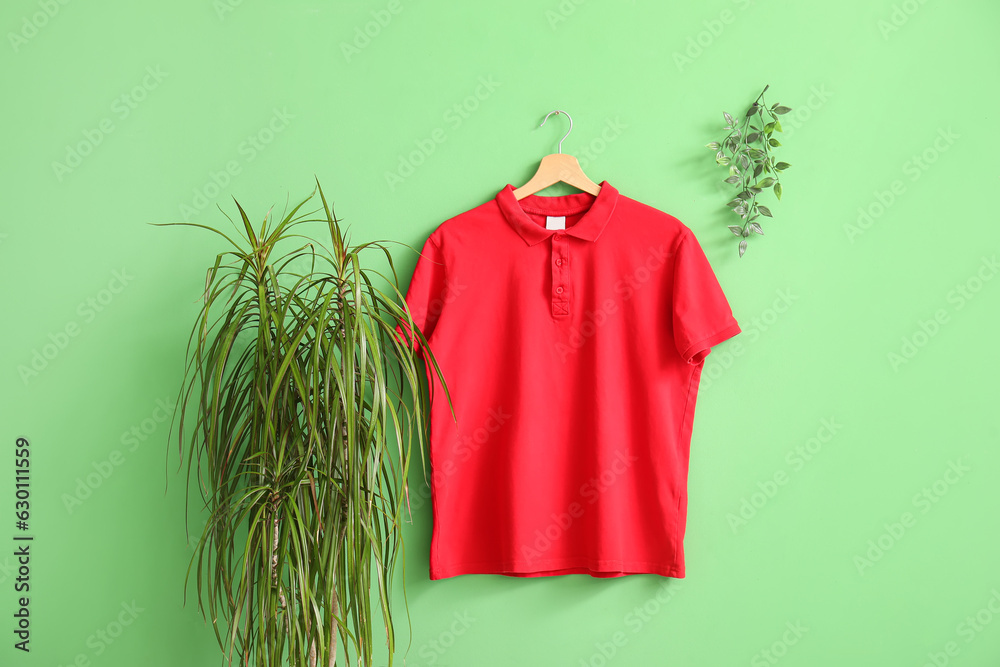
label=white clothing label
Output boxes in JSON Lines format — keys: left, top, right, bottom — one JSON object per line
{"left": 546, "top": 216, "right": 566, "bottom": 230}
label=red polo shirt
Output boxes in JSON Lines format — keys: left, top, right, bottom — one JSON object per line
{"left": 398, "top": 181, "right": 740, "bottom": 579}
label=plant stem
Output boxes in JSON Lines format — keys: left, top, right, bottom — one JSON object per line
{"left": 754, "top": 84, "right": 770, "bottom": 106}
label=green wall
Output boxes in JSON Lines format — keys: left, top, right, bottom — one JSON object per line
{"left": 3, "top": 0, "right": 999, "bottom": 665}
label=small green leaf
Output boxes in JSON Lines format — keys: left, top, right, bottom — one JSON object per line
{"left": 748, "top": 148, "right": 765, "bottom": 159}
{"left": 775, "top": 161, "right": 791, "bottom": 171}
{"left": 727, "top": 198, "right": 743, "bottom": 208}
{"left": 746, "top": 132, "right": 760, "bottom": 144}
{"left": 724, "top": 111, "right": 735, "bottom": 126}
{"left": 769, "top": 138, "right": 781, "bottom": 147}
{"left": 724, "top": 175, "right": 740, "bottom": 184}
{"left": 706, "top": 141, "right": 721, "bottom": 150}
{"left": 753, "top": 164, "right": 764, "bottom": 179}
{"left": 758, "top": 205, "right": 773, "bottom": 217}
{"left": 750, "top": 222, "right": 764, "bottom": 235}
{"left": 774, "top": 182, "right": 783, "bottom": 200}
{"left": 764, "top": 121, "right": 775, "bottom": 134}
{"left": 755, "top": 177, "right": 775, "bottom": 188}
{"left": 728, "top": 225, "right": 743, "bottom": 236}
{"left": 717, "top": 156, "right": 731, "bottom": 166}
{"left": 739, "top": 239, "right": 748, "bottom": 257}
{"left": 745, "top": 103, "right": 758, "bottom": 118}
{"left": 774, "top": 106, "right": 792, "bottom": 115}
{"left": 774, "top": 118, "right": 782, "bottom": 132}
{"left": 734, "top": 205, "right": 746, "bottom": 215}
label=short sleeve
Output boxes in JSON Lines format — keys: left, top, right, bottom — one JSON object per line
{"left": 395, "top": 234, "right": 447, "bottom": 356}
{"left": 671, "top": 229, "right": 741, "bottom": 364}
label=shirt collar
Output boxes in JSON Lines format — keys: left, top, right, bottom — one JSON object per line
{"left": 495, "top": 180, "right": 619, "bottom": 246}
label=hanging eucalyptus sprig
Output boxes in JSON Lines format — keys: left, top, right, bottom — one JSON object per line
{"left": 707, "top": 84, "right": 792, "bottom": 257}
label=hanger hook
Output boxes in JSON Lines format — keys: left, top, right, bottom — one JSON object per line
{"left": 540, "top": 110, "right": 573, "bottom": 154}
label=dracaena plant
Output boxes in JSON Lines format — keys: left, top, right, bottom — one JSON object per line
{"left": 156, "top": 179, "right": 449, "bottom": 667}
{"left": 706, "top": 84, "right": 792, "bottom": 257}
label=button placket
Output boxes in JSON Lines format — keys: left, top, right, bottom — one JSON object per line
{"left": 551, "top": 232, "right": 571, "bottom": 318}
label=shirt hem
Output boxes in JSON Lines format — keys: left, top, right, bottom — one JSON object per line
{"left": 430, "top": 558, "right": 685, "bottom": 580}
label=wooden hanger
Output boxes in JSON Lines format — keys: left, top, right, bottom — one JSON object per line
{"left": 513, "top": 110, "right": 601, "bottom": 200}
